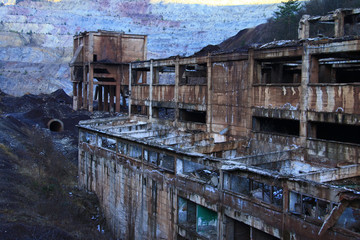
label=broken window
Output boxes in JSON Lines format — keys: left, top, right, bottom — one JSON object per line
{"left": 144, "top": 149, "right": 158, "bottom": 165}
{"left": 131, "top": 69, "right": 150, "bottom": 84}
{"left": 98, "top": 136, "right": 116, "bottom": 151}
{"left": 289, "top": 191, "right": 332, "bottom": 221}
{"left": 128, "top": 144, "right": 142, "bottom": 160}
{"left": 336, "top": 207, "right": 360, "bottom": 233}
{"left": 196, "top": 205, "right": 218, "bottom": 239}
{"left": 154, "top": 66, "right": 175, "bottom": 85}
{"left": 253, "top": 117, "right": 300, "bottom": 136}
{"left": 313, "top": 57, "right": 360, "bottom": 83}
{"left": 178, "top": 197, "right": 196, "bottom": 231}
{"left": 224, "top": 173, "right": 250, "bottom": 196}
{"left": 309, "top": 21, "right": 335, "bottom": 38}
{"left": 118, "top": 141, "right": 128, "bottom": 155}
{"left": 302, "top": 195, "right": 316, "bottom": 218}
{"left": 158, "top": 153, "right": 174, "bottom": 171}
{"left": 152, "top": 107, "right": 175, "bottom": 120}
{"left": 179, "top": 64, "right": 207, "bottom": 85}
{"left": 81, "top": 131, "right": 96, "bottom": 145}
{"left": 224, "top": 174, "right": 282, "bottom": 206}
{"left": 177, "top": 159, "right": 205, "bottom": 175}
{"left": 309, "top": 121, "right": 360, "bottom": 145}
{"left": 179, "top": 109, "right": 206, "bottom": 124}
{"left": 256, "top": 59, "right": 301, "bottom": 84}
{"left": 345, "top": 13, "right": 360, "bottom": 36}
{"left": 273, "top": 186, "right": 283, "bottom": 207}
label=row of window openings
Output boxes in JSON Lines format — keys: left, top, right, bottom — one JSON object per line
{"left": 255, "top": 60, "right": 360, "bottom": 84}
{"left": 131, "top": 64, "right": 207, "bottom": 85}
{"left": 253, "top": 117, "right": 360, "bottom": 145}
{"left": 81, "top": 131, "right": 219, "bottom": 182}
{"left": 131, "top": 106, "right": 206, "bottom": 124}
{"left": 223, "top": 173, "right": 283, "bottom": 207}
{"left": 224, "top": 173, "right": 335, "bottom": 222}
{"left": 178, "top": 197, "right": 280, "bottom": 240}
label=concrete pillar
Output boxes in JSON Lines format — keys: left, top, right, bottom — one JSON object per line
{"left": 89, "top": 64, "right": 94, "bottom": 112}
{"left": 298, "top": 15, "right": 310, "bottom": 40}
{"left": 300, "top": 43, "right": 310, "bottom": 146}
{"left": 82, "top": 66, "right": 88, "bottom": 109}
{"left": 72, "top": 82, "right": 78, "bottom": 111}
{"left": 174, "top": 58, "right": 179, "bottom": 127}
{"left": 129, "top": 63, "right": 132, "bottom": 117}
{"left": 149, "top": 60, "right": 153, "bottom": 121}
{"left": 109, "top": 86, "right": 114, "bottom": 112}
{"left": 206, "top": 54, "right": 212, "bottom": 133}
{"left": 104, "top": 85, "right": 109, "bottom": 111}
{"left": 334, "top": 9, "right": 345, "bottom": 38}
{"left": 247, "top": 49, "right": 255, "bottom": 136}
{"left": 98, "top": 85, "right": 103, "bottom": 111}
{"left": 78, "top": 81, "right": 82, "bottom": 109}
{"left": 115, "top": 66, "right": 121, "bottom": 113}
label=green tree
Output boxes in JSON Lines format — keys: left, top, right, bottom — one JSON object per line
{"left": 267, "top": 0, "right": 302, "bottom": 40}
{"left": 274, "top": 0, "right": 302, "bottom": 21}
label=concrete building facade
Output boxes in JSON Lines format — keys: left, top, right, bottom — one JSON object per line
{"left": 76, "top": 9, "right": 360, "bottom": 240}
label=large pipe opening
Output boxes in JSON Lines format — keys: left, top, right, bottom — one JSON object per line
{"left": 47, "top": 119, "right": 64, "bottom": 132}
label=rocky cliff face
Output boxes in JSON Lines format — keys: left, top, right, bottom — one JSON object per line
{"left": 0, "top": 0, "right": 279, "bottom": 96}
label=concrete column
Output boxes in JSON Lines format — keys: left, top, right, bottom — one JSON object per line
{"left": 298, "top": 15, "right": 310, "bottom": 40}
{"left": 78, "top": 81, "right": 82, "bottom": 109}
{"left": 82, "top": 66, "right": 88, "bottom": 109}
{"left": 334, "top": 9, "right": 345, "bottom": 38}
{"left": 72, "top": 82, "right": 78, "bottom": 111}
{"left": 206, "top": 55, "right": 212, "bottom": 133}
{"left": 174, "top": 58, "right": 179, "bottom": 127}
{"left": 115, "top": 65, "right": 121, "bottom": 113}
{"left": 88, "top": 64, "right": 94, "bottom": 112}
{"left": 300, "top": 43, "right": 310, "bottom": 146}
{"left": 129, "top": 63, "right": 132, "bottom": 117}
{"left": 247, "top": 49, "right": 255, "bottom": 136}
{"left": 109, "top": 86, "right": 114, "bottom": 112}
{"left": 104, "top": 85, "right": 109, "bottom": 111}
{"left": 98, "top": 85, "right": 103, "bottom": 111}
{"left": 149, "top": 60, "right": 153, "bottom": 121}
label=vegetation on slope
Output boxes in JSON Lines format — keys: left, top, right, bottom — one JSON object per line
{"left": 196, "top": 0, "right": 360, "bottom": 55}
{"left": 0, "top": 90, "right": 113, "bottom": 240}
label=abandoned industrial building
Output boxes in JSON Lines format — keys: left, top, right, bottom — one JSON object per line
{"left": 71, "top": 9, "right": 360, "bottom": 240}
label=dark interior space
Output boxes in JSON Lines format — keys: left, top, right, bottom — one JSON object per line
{"left": 179, "top": 109, "right": 206, "bottom": 123}
{"left": 253, "top": 117, "right": 299, "bottom": 136}
{"left": 310, "top": 121, "right": 360, "bottom": 144}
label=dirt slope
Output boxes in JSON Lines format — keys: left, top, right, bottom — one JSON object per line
{"left": 0, "top": 90, "right": 113, "bottom": 240}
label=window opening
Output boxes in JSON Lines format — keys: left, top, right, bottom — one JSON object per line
{"left": 179, "top": 109, "right": 206, "bottom": 123}
{"left": 253, "top": 117, "right": 300, "bottom": 136}
{"left": 180, "top": 64, "right": 207, "bottom": 85}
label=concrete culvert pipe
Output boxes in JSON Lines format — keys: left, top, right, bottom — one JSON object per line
{"left": 47, "top": 119, "right": 64, "bottom": 132}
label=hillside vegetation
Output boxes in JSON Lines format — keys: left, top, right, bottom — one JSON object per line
{"left": 196, "top": 0, "right": 360, "bottom": 55}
